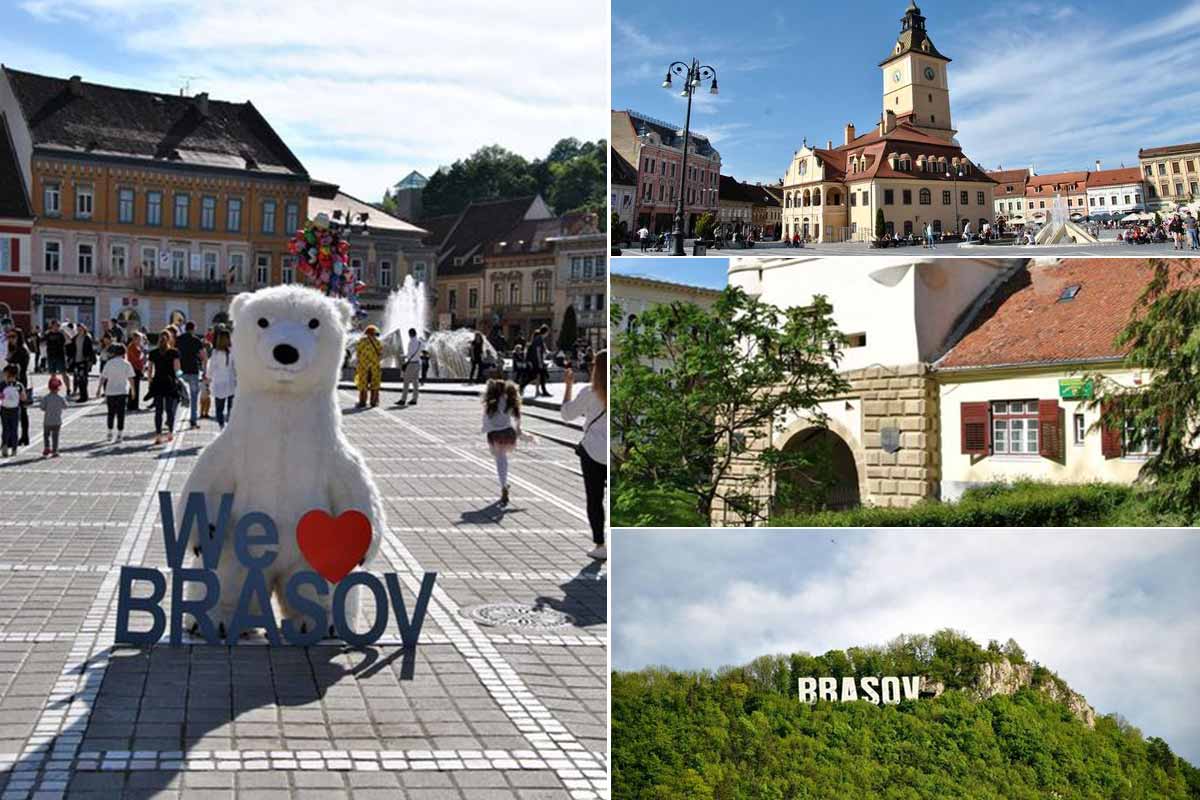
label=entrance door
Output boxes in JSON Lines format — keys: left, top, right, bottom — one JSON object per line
{"left": 774, "top": 427, "right": 861, "bottom": 512}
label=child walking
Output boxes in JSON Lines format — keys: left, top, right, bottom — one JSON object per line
{"left": 0, "top": 365, "right": 25, "bottom": 457}
{"left": 98, "top": 344, "right": 135, "bottom": 442}
{"left": 40, "top": 375, "right": 68, "bottom": 457}
{"left": 481, "top": 377, "right": 533, "bottom": 506}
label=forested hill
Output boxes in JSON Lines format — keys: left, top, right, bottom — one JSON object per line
{"left": 612, "top": 630, "right": 1200, "bottom": 800}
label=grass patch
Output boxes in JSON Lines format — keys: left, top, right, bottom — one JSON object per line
{"left": 612, "top": 485, "right": 707, "bottom": 527}
{"left": 771, "top": 480, "right": 1164, "bottom": 527}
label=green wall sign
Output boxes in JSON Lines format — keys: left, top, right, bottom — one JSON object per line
{"left": 1059, "top": 379, "right": 1094, "bottom": 400}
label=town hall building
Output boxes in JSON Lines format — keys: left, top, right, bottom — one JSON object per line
{"left": 780, "top": 2, "right": 994, "bottom": 244}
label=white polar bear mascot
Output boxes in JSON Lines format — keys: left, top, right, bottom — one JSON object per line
{"left": 180, "top": 285, "right": 384, "bottom": 639}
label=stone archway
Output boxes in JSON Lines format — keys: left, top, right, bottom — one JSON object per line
{"left": 773, "top": 417, "right": 868, "bottom": 513}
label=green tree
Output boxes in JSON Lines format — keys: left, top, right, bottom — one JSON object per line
{"left": 547, "top": 149, "right": 604, "bottom": 214}
{"left": 875, "top": 208, "right": 886, "bottom": 239}
{"left": 1088, "top": 260, "right": 1200, "bottom": 522}
{"left": 694, "top": 212, "right": 716, "bottom": 241}
{"left": 612, "top": 287, "right": 850, "bottom": 524}
{"left": 420, "top": 145, "right": 539, "bottom": 217}
{"left": 558, "top": 305, "right": 578, "bottom": 354}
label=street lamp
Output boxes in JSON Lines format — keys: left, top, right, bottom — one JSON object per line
{"left": 945, "top": 165, "right": 964, "bottom": 236}
{"left": 661, "top": 59, "right": 718, "bottom": 256}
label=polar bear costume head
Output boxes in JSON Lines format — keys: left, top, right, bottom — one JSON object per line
{"left": 229, "top": 285, "right": 352, "bottom": 395}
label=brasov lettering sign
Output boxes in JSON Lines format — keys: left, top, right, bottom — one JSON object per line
{"left": 798, "top": 676, "right": 924, "bottom": 705}
{"left": 115, "top": 492, "right": 437, "bottom": 647}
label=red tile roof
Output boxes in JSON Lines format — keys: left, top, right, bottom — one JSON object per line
{"left": 937, "top": 259, "right": 1199, "bottom": 370}
{"left": 833, "top": 122, "right": 993, "bottom": 184}
{"left": 1086, "top": 167, "right": 1143, "bottom": 188}
{"left": 986, "top": 169, "right": 1030, "bottom": 198}
{"left": 1139, "top": 141, "right": 1200, "bottom": 158}
{"left": 1026, "top": 171, "right": 1089, "bottom": 195}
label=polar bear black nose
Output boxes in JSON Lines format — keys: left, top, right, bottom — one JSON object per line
{"left": 273, "top": 344, "right": 300, "bottom": 365}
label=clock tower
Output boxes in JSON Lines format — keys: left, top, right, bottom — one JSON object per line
{"left": 880, "top": 1, "right": 954, "bottom": 141}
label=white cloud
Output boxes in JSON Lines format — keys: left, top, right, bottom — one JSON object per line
{"left": 7, "top": 0, "right": 608, "bottom": 200}
{"left": 614, "top": 529, "right": 1200, "bottom": 761}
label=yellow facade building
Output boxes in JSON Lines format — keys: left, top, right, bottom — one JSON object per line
{"left": 781, "top": 2, "right": 994, "bottom": 243}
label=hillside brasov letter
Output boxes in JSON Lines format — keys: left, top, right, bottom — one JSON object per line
{"left": 798, "top": 676, "right": 924, "bottom": 705}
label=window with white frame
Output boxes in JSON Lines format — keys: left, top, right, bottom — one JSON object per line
{"left": 203, "top": 251, "right": 219, "bottom": 280}
{"left": 448, "top": 289, "right": 457, "bottom": 311}
{"left": 991, "top": 400, "right": 1039, "bottom": 454}
{"left": 44, "top": 182, "right": 61, "bottom": 216}
{"left": 1123, "top": 419, "right": 1160, "bottom": 456}
{"left": 255, "top": 254, "right": 270, "bottom": 286}
{"left": 281, "top": 256, "right": 295, "bottom": 284}
{"left": 141, "top": 246, "right": 158, "bottom": 276}
{"left": 492, "top": 283, "right": 503, "bottom": 306}
{"left": 201, "top": 196, "right": 217, "bottom": 230}
{"left": 534, "top": 280, "right": 549, "bottom": 304}
{"left": 582, "top": 256, "right": 594, "bottom": 279}
{"left": 412, "top": 261, "right": 427, "bottom": 283}
{"left": 468, "top": 287, "right": 478, "bottom": 309}
{"left": 227, "top": 198, "right": 242, "bottom": 232}
{"left": 111, "top": 244, "right": 127, "bottom": 277}
{"left": 173, "top": 194, "right": 189, "bottom": 228}
{"left": 44, "top": 241, "right": 61, "bottom": 272}
{"left": 349, "top": 258, "right": 363, "bottom": 284}
{"left": 171, "top": 249, "right": 187, "bottom": 279}
{"left": 570, "top": 256, "right": 582, "bottom": 280}
{"left": 76, "top": 185, "right": 94, "bottom": 219}
{"left": 262, "top": 200, "right": 277, "bottom": 234}
{"left": 1073, "top": 413, "right": 1086, "bottom": 445}
{"left": 77, "top": 243, "right": 94, "bottom": 274}
{"left": 509, "top": 282, "right": 520, "bottom": 305}
{"left": 147, "top": 191, "right": 163, "bottom": 226}
{"left": 118, "top": 188, "right": 135, "bottom": 223}
{"left": 284, "top": 201, "right": 299, "bottom": 234}
{"left": 229, "top": 252, "right": 245, "bottom": 284}
{"left": 379, "top": 260, "right": 392, "bottom": 288}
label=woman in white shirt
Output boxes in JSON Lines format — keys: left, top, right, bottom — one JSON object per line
{"left": 481, "top": 378, "right": 531, "bottom": 507}
{"left": 561, "top": 350, "right": 607, "bottom": 561}
{"left": 205, "top": 327, "right": 237, "bottom": 430}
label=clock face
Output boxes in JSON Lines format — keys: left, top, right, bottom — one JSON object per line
{"left": 924, "top": 66, "right": 936, "bottom": 80}
{"left": 893, "top": 70, "right": 902, "bottom": 83}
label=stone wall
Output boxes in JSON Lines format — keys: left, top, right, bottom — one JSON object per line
{"left": 710, "top": 362, "right": 941, "bottom": 526}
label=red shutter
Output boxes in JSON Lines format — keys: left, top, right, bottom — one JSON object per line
{"left": 8, "top": 238, "right": 17, "bottom": 273}
{"left": 1038, "top": 399, "right": 1061, "bottom": 460}
{"left": 1100, "top": 401, "right": 1122, "bottom": 459}
{"left": 961, "top": 401, "right": 990, "bottom": 456}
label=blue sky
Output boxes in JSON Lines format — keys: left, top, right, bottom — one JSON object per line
{"left": 613, "top": 529, "right": 1200, "bottom": 762}
{"left": 613, "top": 0, "right": 1200, "bottom": 185}
{"left": 1, "top": 0, "right": 607, "bottom": 201}
{"left": 611, "top": 258, "right": 729, "bottom": 288}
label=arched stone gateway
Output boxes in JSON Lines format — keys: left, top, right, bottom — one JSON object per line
{"left": 773, "top": 418, "right": 867, "bottom": 513}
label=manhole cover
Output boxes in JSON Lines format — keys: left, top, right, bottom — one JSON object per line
{"left": 461, "top": 603, "right": 576, "bottom": 630}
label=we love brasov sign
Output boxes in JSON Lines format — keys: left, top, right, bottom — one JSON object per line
{"left": 115, "top": 492, "right": 437, "bottom": 647}
{"left": 798, "top": 676, "right": 925, "bottom": 705}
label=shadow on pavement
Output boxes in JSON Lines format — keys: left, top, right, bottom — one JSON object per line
{"left": 534, "top": 561, "right": 607, "bottom": 630}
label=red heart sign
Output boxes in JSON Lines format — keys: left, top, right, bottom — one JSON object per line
{"left": 296, "top": 510, "right": 372, "bottom": 583}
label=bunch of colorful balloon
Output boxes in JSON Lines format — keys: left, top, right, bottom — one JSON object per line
{"left": 287, "top": 212, "right": 369, "bottom": 317}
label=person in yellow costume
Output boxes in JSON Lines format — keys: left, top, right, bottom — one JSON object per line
{"left": 355, "top": 325, "right": 383, "bottom": 408}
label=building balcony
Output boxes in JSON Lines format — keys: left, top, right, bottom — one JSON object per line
{"left": 143, "top": 275, "right": 228, "bottom": 295}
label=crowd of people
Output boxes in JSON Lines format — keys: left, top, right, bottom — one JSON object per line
{"left": 0, "top": 315, "right": 238, "bottom": 456}
{"left": 1119, "top": 211, "right": 1200, "bottom": 249}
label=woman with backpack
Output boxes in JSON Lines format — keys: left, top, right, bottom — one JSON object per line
{"left": 561, "top": 350, "right": 607, "bottom": 561}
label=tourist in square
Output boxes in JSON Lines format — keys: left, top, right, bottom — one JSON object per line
{"left": 397, "top": 327, "right": 423, "bottom": 406}
{"left": 98, "top": 343, "right": 135, "bottom": 442}
{"left": 205, "top": 326, "right": 236, "bottom": 430}
{"left": 70, "top": 324, "right": 95, "bottom": 402}
{"left": 355, "top": 324, "right": 382, "bottom": 409}
{"left": 480, "top": 375, "right": 532, "bottom": 507}
{"left": 5, "top": 328, "right": 31, "bottom": 447}
{"left": 42, "top": 320, "right": 68, "bottom": 395}
{"left": 470, "top": 330, "right": 485, "bottom": 383}
{"left": 530, "top": 325, "right": 552, "bottom": 398}
{"left": 1186, "top": 212, "right": 1199, "bottom": 250}
{"left": 0, "top": 365, "right": 25, "bottom": 457}
{"left": 39, "top": 375, "right": 67, "bottom": 458}
{"left": 126, "top": 331, "right": 144, "bottom": 411}
{"left": 561, "top": 350, "right": 607, "bottom": 561}
{"left": 146, "top": 329, "right": 181, "bottom": 445}
{"left": 176, "top": 321, "right": 206, "bottom": 429}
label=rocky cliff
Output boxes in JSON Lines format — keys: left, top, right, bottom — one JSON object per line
{"left": 922, "top": 658, "right": 1097, "bottom": 728}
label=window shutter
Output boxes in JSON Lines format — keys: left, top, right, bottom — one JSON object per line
{"left": 1038, "top": 399, "right": 1061, "bottom": 459}
{"left": 961, "top": 401, "right": 990, "bottom": 455}
{"left": 1100, "top": 401, "right": 1122, "bottom": 459}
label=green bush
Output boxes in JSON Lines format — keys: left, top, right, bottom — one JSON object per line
{"left": 613, "top": 484, "right": 707, "bottom": 527}
{"left": 772, "top": 480, "right": 1139, "bottom": 527}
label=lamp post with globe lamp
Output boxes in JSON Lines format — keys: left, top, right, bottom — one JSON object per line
{"left": 661, "top": 59, "right": 718, "bottom": 256}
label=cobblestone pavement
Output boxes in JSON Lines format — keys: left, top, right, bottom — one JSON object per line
{"left": 0, "top": 377, "right": 607, "bottom": 799}
{"left": 615, "top": 231, "right": 1189, "bottom": 258}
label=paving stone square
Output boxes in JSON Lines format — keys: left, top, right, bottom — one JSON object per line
{"left": 0, "top": 383, "right": 608, "bottom": 799}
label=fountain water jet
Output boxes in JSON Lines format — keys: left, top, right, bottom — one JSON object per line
{"left": 1033, "top": 194, "right": 1100, "bottom": 245}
